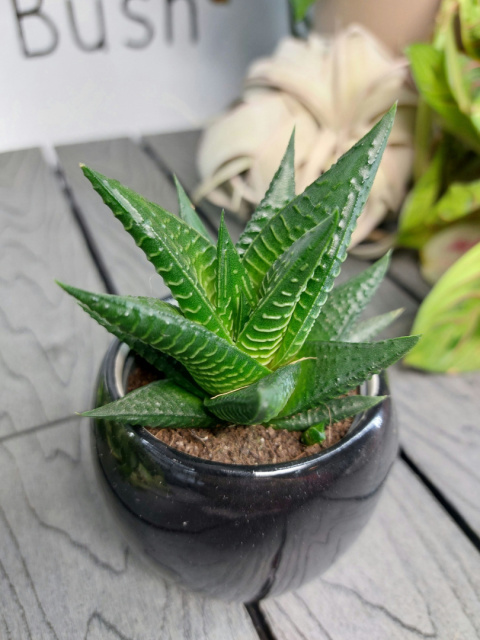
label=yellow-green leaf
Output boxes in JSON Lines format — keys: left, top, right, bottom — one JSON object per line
{"left": 405, "top": 242, "right": 480, "bottom": 372}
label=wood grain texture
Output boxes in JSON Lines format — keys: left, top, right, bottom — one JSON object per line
{"left": 143, "top": 130, "right": 244, "bottom": 242}
{"left": 0, "top": 417, "right": 260, "bottom": 640}
{"left": 393, "top": 367, "right": 480, "bottom": 536}
{"left": 56, "top": 139, "right": 178, "bottom": 297}
{"left": 261, "top": 460, "right": 480, "bottom": 640}
{"left": 0, "top": 149, "right": 109, "bottom": 436}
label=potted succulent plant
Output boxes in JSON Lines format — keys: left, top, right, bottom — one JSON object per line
{"left": 59, "top": 105, "right": 417, "bottom": 602}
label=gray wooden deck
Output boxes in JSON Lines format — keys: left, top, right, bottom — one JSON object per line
{"left": 1, "top": 131, "right": 479, "bottom": 639}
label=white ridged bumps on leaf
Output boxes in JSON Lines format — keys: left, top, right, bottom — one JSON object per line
{"left": 58, "top": 284, "right": 270, "bottom": 396}
{"left": 216, "top": 212, "right": 255, "bottom": 338}
{"left": 281, "top": 336, "right": 419, "bottom": 416}
{"left": 269, "top": 394, "right": 386, "bottom": 430}
{"left": 236, "top": 131, "right": 296, "bottom": 258}
{"left": 83, "top": 380, "right": 215, "bottom": 428}
{"left": 237, "top": 214, "right": 336, "bottom": 365}
{"left": 306, "top": 252, "right": 391, "bottom": 343}
{"left": 82, "top": 166, "right": 228, "bottom": 340}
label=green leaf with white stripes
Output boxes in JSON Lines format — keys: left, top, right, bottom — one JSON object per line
{"left": 241, "top": 108, "right": 395, "bottom": 292}
{"left": 216, "top": 212, "right": 255, "bottom": 338}
{"left": 204, "top": 360, "right": 308, "bottom": 425}
{"left": 270, "top": 110, "right": 396, "bottom": 366}
{"left": 174, "top": 175, "right": 212, "bottom": 242}
{"left": 236, "top": 132, "right": 295, "bottom": 259}
{"left": 83, "top": 380, "right": 215, "bottom": 428}
{"left": 269, "top": 394, "right": 385, "bottom": 430}
{"left": 279, "top": 336, "right": 420, "bottom": 416}
{"left": 305, "top": 253, "right": 391, "bottom": 344}
{"left": 347, "top": 309, "right": 404, "bottom": 342}
{"left": 236, "top": 215, "right": 336, "bottom": 365}
{"left": 81, "top": 166, "right": 229, "bottom": 340}
{"left": 59, "top": 284, "right": 270, "bottom": 395}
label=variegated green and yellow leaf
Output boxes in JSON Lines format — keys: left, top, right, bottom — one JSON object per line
{"left": 204, "top": 360, "right": 308, "bottom": 425}
{"left": 236, "top": 216, "right": 336, "bottom": 365}
{"left": 280, "top": 336, "right": 419, "bottom": 416}
{"left": 59, "top": 284, "right": 270, "bottom": 395}
{"left": 216, "top": 212, "right": 255, "bottom": 338}
{"left": 174, "top": 175, "right": 212, "bottom": 242}
{"left": 269, "top": 394, "right": 385, "bottom": 430}
{"left": 236, "top": 132, "right": 296, "bottom": 258}
{"left": 83, "top": 380, "right": 215, "bottom": 428}
{"left": 305, "top": 253, "right": 391, "bottom": 343}
{"left": 81, "top": 166, "right": 228, "bottom": 339}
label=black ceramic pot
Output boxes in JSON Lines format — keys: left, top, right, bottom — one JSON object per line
{"left": 91, "top": 339, "right": 398, "bottom": 603}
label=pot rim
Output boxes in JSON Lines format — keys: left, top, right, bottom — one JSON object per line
{"left": 103, "top": 339, "right": 388, "bottom": 477}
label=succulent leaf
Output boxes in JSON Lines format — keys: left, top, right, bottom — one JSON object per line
{"left": 81, "top": 166, "right": 229, "bottom": 340}
{"left": 305, "top": 253, "right": 391, "bottom": 343}
{"left": 236, "top": 132, "right": 296, "bottom": 258}
{"left": 270, "top": 394, "right": 385, "bottom": 430}
{"left": 59, "top": 284, "right": 270, "bottom": 395}
{"left": 265, "top": 108, "right": 396, "bottom": 366}
{"left": 237, "top": 215, "right": 336, "bottom": 365}
{"left": 204, "top": 360, "right": 308, "bottom": 425}
{"left": 280, "top": 336, "right": 420, "bottom": 416}
{"left": 174, "top": 175, "right": 212, "bottom": 242}
{"left": 347, "top": 309, "right": 404, "bottom": 343}
{"left": 83, "top": 380, "right": 215, "bottom": 428}
{"left": 216, "top": 212, "right": 255, "bottom": 338}
{"left": 241, "top": 107, "right": 396, "bottom": 291}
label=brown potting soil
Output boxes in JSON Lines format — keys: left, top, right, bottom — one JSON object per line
{"left": 127, "top": 359, "right": 355, "bottom": 466}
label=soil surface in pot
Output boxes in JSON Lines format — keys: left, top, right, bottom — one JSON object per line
{"left": 127, "top": 359, "right": 354, "bottom": 465}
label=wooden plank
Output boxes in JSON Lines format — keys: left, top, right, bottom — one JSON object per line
{"left": 56, "top": 139, "right": 178, "bottom": 297}
{"left": 0, "top": 149, "right": 109, "bottom": 436}
{"left": 144, "top": 130, "right": 244, "bottom": 242}
{"left": 261, "top": 460, "right": 480, "bottom": 640}
{"left": 0, "top": 418, "right": 260, "bottom": 640}
{"left": 392, "top": 367, "right": 480, "bottom": 536}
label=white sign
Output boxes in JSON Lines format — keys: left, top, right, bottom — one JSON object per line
{"left": 0, "top": 0, "right": 288, "bottom": 152}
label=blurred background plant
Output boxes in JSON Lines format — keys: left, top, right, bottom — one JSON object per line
{"left": 195, "top": 24, "right": 417, "bottom": 256}
{"left": 398, "top": 0, "right": 480, "bottom": 372}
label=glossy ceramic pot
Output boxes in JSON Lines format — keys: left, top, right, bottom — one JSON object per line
{"left": 91, "top": 339, "right": 398, "bottom": 602}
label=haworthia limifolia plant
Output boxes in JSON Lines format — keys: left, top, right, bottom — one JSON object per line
{"left": 60, "top": 105, "right": 419, "bottom": 444}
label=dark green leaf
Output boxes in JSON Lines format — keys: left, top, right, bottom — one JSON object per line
{"left": 270, "top": 395, "right": 385, "bottom": 430}
{"left": 239, "top": 109, "right": 395, "bottom": 367}
{"left": 58, "top": 284, "right": 270, "bottom": 395}
{"left": 236, "top": 132, "right": 295, "bottom": 259}
{"left": 83, "top": 380, "right": 215, "bottom": 428}
{"left": 174, "top": 175, "right": 212, "bottom": 242}
{"left": 216, "top": 212, "right": 254, "bottom": 338}
{"left": 81, "top": 166, "right": 229, "bottom": 340}
{"left": 237, "top": 216, "right": 336, "bottom": 365}
{"left": 347, "top": 309, "right": 403, "bottom": 342}
{"left": 204, "top": 360, "right": 308, "bottom": 425}
{"left": 279, "top": 336, "right": 419, "bottom": 416}
{"left": 305, "top": 253, "right": 391, "bottom": 343}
